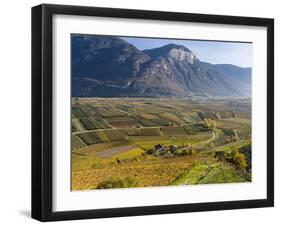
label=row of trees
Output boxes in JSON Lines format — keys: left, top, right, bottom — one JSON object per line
{"left": 215, "top": 148, "right": 248, "bottom": 170}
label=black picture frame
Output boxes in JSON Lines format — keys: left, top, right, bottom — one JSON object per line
{"left": 32, "top": 4, "right": 274, "bottom": 222}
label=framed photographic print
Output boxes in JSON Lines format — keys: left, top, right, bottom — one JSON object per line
{"left": 32, "top": 4, "right": 274, "bottom": 221}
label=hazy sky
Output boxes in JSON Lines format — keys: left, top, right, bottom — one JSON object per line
{"left": 122, "top": 36, "right": 252, "bottom": 68}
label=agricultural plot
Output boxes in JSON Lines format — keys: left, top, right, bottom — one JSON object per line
{"left": 72, "top": 98, "right": 252, "bottom": 190}
{"left": 95, "top": 145, "right": 140, "bottom": 158}
{"left": 216, "top": 118, "right": 251, "bottom": 140}
{"left": 181, "top": 112, "right": 201, "bottom": 123}
{"left": 160, "top": 112, "right": 185, "bottom": 124}
{"left": 72, "top": 154, "right": 206, "bottom": 190}
{"left": 105, "top": 117, "right": 140, "bottom": 128}
{"left": 138, "top": 118, "right": 171, "bottom": 127}
{"left": 139, "top": 113, "right": 157, "bottom": 120}
{"left": 122, "top": 128, "right": 142, "bottom": 136}
{"left": 77, "top": 130, "right": 109, "bottom": 145}
{"left": 72, "top": 107, "right": 86, "bottom": 118}
{"left": 217, "top": 111, "right": 235, "bottom": 119}
{"left": 73, "top": 140, "right": 131, "bottom": 156}
{"left": 88, "top": 117, "right": 111, "bottom": 129}
{"left": 161, "top": 126, "right": 187, "bottom": 136}
{"left": 198, "top": 111, "right": 218, "bottom": 120}
{"left": 79, "top": 118, "right": 96, "bottom": 130}
{"left": 183, "top": 123, "right": 210, "bottom": 133}
{"left": 103, "top": 129, "right": 128, "bottom": 141}
{"left": 216, "top": 118, "right": 251, "bottom": 129}
{"left": 72, "top": 134, "right": 86, "bottom": 150}
{"left": 140, "top": 127, "right": 162, "bottom": 136}
{"left": 72, "top": 118, "right": 85, "bottom": 132}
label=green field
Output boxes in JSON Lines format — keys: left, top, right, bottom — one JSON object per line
{"left": 72, "top": 98, "right": 252, "bottom": 190}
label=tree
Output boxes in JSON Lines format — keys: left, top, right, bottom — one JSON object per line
{"left": 233, "top": 152, "right": 247, "bottom": 170}
{"left": 203, "top": 118, "right": 210, "bottom": 128}
{"left": 211, "top": 120, "right": 216, "bottom": 131}
{"left": 203, "top": 118, "right": 216, "bottom": 131}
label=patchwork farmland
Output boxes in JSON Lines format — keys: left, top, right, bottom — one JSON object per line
{"left": 71, "top": 98, "right": 252, "bottom": 190}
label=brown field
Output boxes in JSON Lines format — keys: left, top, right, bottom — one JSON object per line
{"left": 72, "top": 153, "right": 213, "bottom": 190}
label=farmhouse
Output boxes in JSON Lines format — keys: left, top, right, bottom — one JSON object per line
{"left": 154, "top": 144, "right": 165, "bottom": 152}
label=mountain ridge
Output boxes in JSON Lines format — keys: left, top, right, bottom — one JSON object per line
{"left": 72, "top": 35, "right": 251, "bottom": 98}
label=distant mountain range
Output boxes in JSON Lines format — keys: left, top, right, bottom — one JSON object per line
{"left": 72, "top": 35, "right": 251, "bottom": 98}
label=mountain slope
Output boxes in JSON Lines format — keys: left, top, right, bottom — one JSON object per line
{"left": 72, "top": 35, "right": 251, "bottom": 98}
{"left": 72, "top": 35, "right": 150, "bottom": 81}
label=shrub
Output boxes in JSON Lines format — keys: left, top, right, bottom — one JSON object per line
{"left": 180, "top": 149, "right": 189, "bottom": 156}
{"left": 178, "top": 149, "right": 194, "bottom": 156}
{"left": 239, "top": 143, "right": 252, "bottom": 169}
{"left": 190, "top": 148, "right": 195, "bottom": 155}
{"left": 233, "top": 152, "right": 247, "bottom": 170}
{"left": 96, "top": 177, "right": 140, "bottom": 189}
{"left": 215, "top": 151, "right": 225, "bottom": 160}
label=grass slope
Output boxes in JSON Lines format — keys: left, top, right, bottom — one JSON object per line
{"left": 171, "top": 162, "right": 247, "bottom": 185}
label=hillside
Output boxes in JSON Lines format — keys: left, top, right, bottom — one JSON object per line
{"left": 72, "top": 35, "right": 251, "bottom": 98}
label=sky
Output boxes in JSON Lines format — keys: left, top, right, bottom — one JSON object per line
{"left": 122, "top": 36, "right": 252, "bottom": 68}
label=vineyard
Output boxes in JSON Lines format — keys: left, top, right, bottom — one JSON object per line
{"left": 71, "top": 98, "right": 252, "bottom": 190}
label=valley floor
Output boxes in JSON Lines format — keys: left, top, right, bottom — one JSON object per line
{"left": 71, "top": 98, "right": 252, "bottom": 190}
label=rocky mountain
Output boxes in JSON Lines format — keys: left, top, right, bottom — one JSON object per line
{"left": 72, "top": 35, "right": 251, "bottom": 98}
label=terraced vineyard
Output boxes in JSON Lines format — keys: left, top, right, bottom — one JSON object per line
{"left": 72, "top": 98, "right": 252, "bottom": 190}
